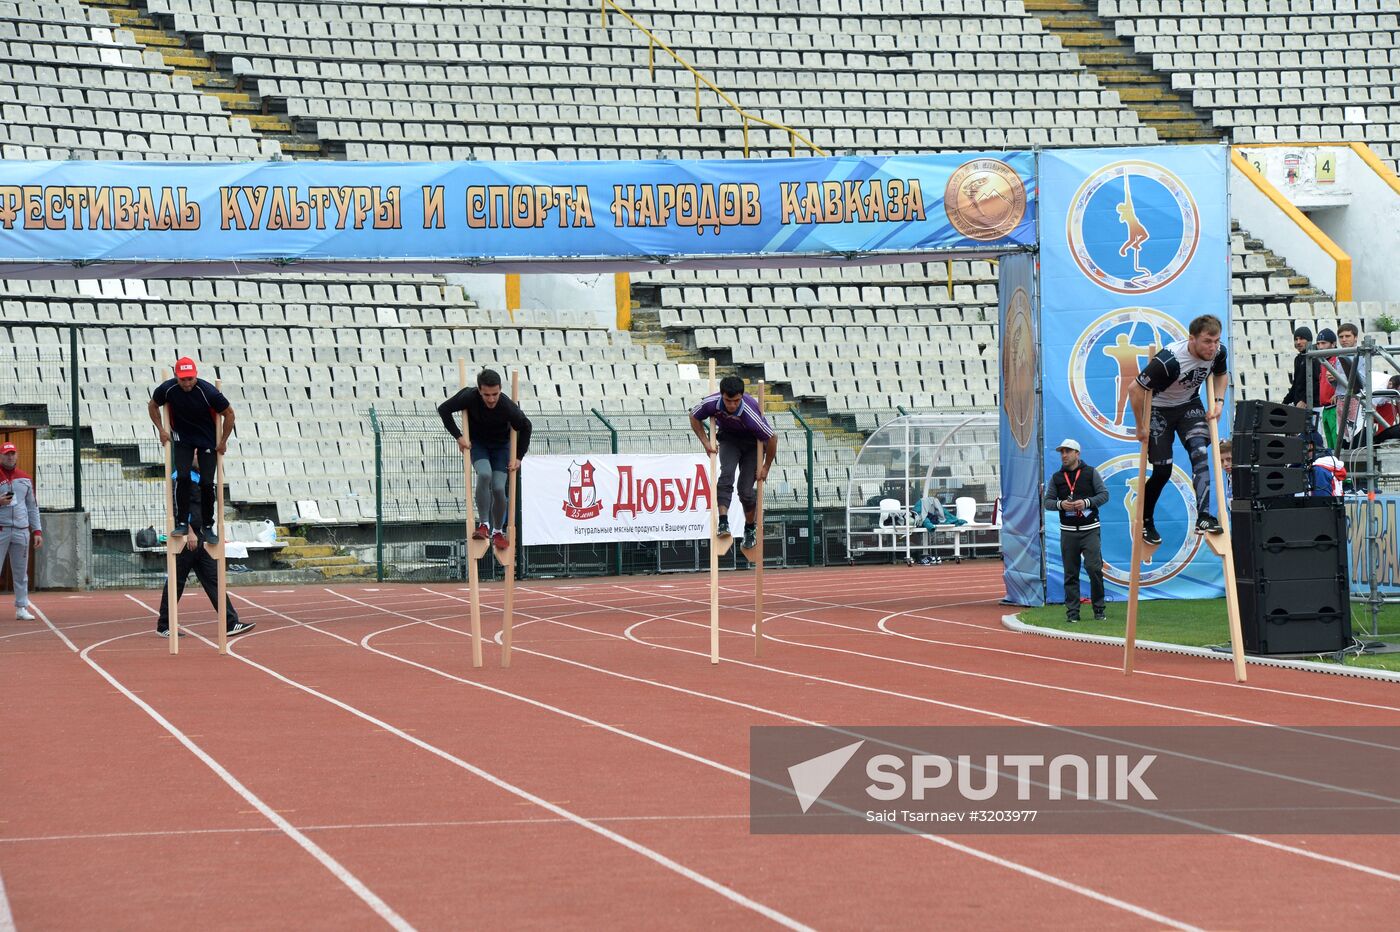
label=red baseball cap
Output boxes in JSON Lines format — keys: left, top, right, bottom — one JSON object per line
{"left": 0, "top": 443, "right": 16, "bottom": 454}
{"left": 175, "top": 357, "right": 197, "bottom": 378}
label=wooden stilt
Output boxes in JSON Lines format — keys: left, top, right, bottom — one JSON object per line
{"left": 1123, "top": 351, "right": 1159, "bottom": 675}
{"left": 1205, "top": 377, "right": 1247, "bottom": 683}
{"left": 708, "top": 359, "right": 722, "bottom": 664}
{"left": 163, "top": 394, "right": 179, "bottom": 655}
{"left": 495, "top": 370, "right": 520, "bottom": 667}
{"left": 212, "top": 377, "right": 228, "bottom": 655}
{"left": 459, "top": 358, "right": 484, "bottom": 668}
{"left": 739, "top": 381, "right": 766, "bottom": 656}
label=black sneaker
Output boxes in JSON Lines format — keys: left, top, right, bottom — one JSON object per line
{"left": 1142, "top": 521, "right": 1162, "bottom": 545}
{"left": 1196, "top": 513, "right": 1223, "bottom": 535}
{"left": 1066, "top": 615, "right": 1079, "bottom": 624}
{"left": 156, "top": 626, "right": 185, "bottom": 638}
{"left": 173, "top": 522, "right": 189, "bottom": 536}
{"left": 203, "top": 524, "right": 220, "bottom": 546}
{"left": 742, "top": 525, "right": 757, "bottom": 550}
{"left": 717, "top": 516, "right": 731, "bottom": 538}
{"left": 227, "top": 621, "right": 256, "bottom": 636}
{"left": 1093, "top": 611, "right": 1107, "bottom": 622}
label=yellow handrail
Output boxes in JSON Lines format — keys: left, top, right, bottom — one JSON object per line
{"left": 1229, "top": 149, "right": 1352, "bottom": 302}
{"left": 599, "top": 0, "right": 827, "bottom": 158}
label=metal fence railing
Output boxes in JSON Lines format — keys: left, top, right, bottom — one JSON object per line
{"left": 2, "top": 318, "right": 998, "bottom": 589}
{"left": 367, "top": 406, "right": 823, "bottom": 583}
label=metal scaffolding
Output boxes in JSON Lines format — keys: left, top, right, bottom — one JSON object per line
{"left": 1302, "top": 337, "right": 1400, "bottom": 639}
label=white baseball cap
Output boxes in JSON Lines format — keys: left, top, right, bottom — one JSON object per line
{"left": 1055, "top": 438, "right": 1081, "bottom": 452}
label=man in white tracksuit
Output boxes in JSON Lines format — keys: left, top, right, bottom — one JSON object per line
{"left": 0, "top": 441, "right": 42, "bottom": 620}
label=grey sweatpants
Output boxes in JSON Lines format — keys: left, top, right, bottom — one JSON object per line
{"left": 473, "top": 456, "right": 509, "bottom": 529}
{"left": 1, "top": 526, "right": 31, "bottom": 608}
{"left": 1061, "top": 527, "right": 1105, "bottom": 616}
{"left": 717, "top": 435, "right": 758, "bottom": 513}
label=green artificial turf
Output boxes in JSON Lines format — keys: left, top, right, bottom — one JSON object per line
{"left": 1018, "top": 600, "right": 1400, "bottom": 673}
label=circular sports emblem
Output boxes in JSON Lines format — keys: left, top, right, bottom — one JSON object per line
{"left": 1068, "top": 307, "right": 1187, "bottom": 442}
{"left": 944, "top": 159, "right": 1027, "bottom": 241}
{"left": 1066, "top": 160, "right": 1200, "bottom": 294}
{"left": 1001, "top": 286, "right": 1037, "bottom": 450}
{"left": 1093, "top": 454, "right": 1204, "bottom": 588}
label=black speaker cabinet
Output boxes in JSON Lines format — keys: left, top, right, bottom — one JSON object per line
{"left": 1230, "top": 498, "right": 1352, "bottom": 655}
{"left": 1235, "top": 399, "right": 1308, "bottom": 435}
{"left": 1231, "top": 433, "right": 1305, "bottom": 467}
{"left": 1235, "top": 575, "right": 1352, "bottom": 654}
{"left": 1232, "top": 465, "right": 1308, "bottom": 499}
{"left": 1230, "top": 496, "right": 1347, "bottom": 581}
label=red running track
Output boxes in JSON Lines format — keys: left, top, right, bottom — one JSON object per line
{"left": 3, "top": 563, "right": 1399, "bottom": 930}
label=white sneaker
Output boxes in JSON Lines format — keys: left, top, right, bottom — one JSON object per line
{"left": 16, "top": 607, "right": 34, "bottom": 621}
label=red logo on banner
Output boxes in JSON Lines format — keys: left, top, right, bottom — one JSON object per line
{"left": 563, "top": 460, "right": 604, "bottom": 520}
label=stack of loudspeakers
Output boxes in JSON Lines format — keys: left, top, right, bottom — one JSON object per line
{"left": 1230, "top": 400, "right": 1352, "bottom": 655}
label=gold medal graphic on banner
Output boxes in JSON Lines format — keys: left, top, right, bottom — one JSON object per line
{"left": 944, "top": 159, "right": 1027, "bottom": 241}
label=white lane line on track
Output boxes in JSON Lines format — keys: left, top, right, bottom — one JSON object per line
{"left": 735, "top": 583, "right": 1400, "bottom": 714}
{"left": 878, "top": 611, "right": 1400, "bottom": 714}
{"left": 179, "top": 593, "right": 814, "bottom": 932}
{"left": 0, "top": 813, "right": 762, "bottom": 845}
{"left": 327, "top": 587, "right": 1206, "bottom": 931}
{"left": 510, "top": 585, "right": 1400, "bottom": 884}
{"left": 46, "top": 600, "right": 416, "bottom": 932}
{"left": 0, "top": 613, "right": 160, "bottom": 641}
{"left": 0, "top": 865, "right": 15, "bottom": 932}
{"left": 613, "top": 584, "right": 1400, "bottom": 753}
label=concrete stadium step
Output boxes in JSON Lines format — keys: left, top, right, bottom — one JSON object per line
{"left": 1027, "top": 0, "right": 1221, "bottom": 146}
{"left": 178, "top": 70, "right": 235, "bottom": 90}
{"left": 1233, "top": 221, "right": 1332, "bottom": 313}
{"left": 92, "top": 0, "right": 328, "bottom": 158}
{"left": 85, "top": 0, "right": 154, "bottom": 29}
{"left": 159, "top": 49, "right": 213, "bottom": 69}
{"left": 212, "top": 91, "right": 259, "bottom": 112}
{"left": 287, "top": 554, "right": 359, "bottom": 568}
{"left": 129, "top": 29, "right": 182, "bottom": 47}
{"left": 1055, "top": 31, "right": 1120, "bottom": 48}
{"left": 1077, "top": 50, "right": 1137, "bottom": 67}
{"left": 281, "top": 544, "right": 337, "bottom": 560}
{"left": 245, "top": 114, "right": 293, "bottom": 133}
{"left": 279, "top": 549, "right": 375, "bottom": 579}
{"left": 318, "top": 563, "right": 375, "bottom": 578}
{"left": 275, "top": 138, "right": 329, "bottom": 155}
{"left": 1114, "top": 87, "right": 1176, "bottom": 104}
{"left": 631, "top": 305, "right": 867, "bottom": 452}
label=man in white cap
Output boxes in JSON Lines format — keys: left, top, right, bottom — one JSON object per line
{"left": 0, "top": 441, "right": 42, "bottom": 620}
{"left": 1043, "top": 438, "right": 1109, "bottom": 623}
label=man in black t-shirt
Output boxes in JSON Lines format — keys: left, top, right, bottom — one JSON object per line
{"left": 148, "top": 357, "right": 235, "bottom": 543}
{"left": 1127, "top": 314, "right": 1228, "bottom": 544}
{"left": 438, "top": 368, "right": 533, "bottom": 550}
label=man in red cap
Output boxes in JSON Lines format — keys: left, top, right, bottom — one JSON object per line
{"left": 0, "top": 441, "right": 42, "bottom": 620}
{"left": 147, "top": 358, "right": 235, "bottom": 543}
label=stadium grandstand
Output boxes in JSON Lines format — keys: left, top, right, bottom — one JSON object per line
{"left": 0, "top": 0, "right": 1397, "bottom": 582}
{"left": 8, "top": 3, "right": 1400, "bottom": 931}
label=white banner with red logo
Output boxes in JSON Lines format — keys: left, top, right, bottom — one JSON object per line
{"left": 521, "top": 454, "right": 747, "bottom": 545}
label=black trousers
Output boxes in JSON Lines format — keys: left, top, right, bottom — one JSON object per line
{"left": 717, "top": 434, "right": 759, "bottom": 514}
{"left": 157, "top": 543, "right": 239, "bottom": 629}
{"left": 1062, "top": 527, "right": 1105, "bottom": 616}
{"left": 171, "top": 442, "right": 217, "bottom": 528}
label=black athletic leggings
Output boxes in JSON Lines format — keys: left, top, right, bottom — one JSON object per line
{"left": 1144, "top": 401, "right": 1212, "bottom": 521}
{"left": 171, "top": 443, "right": 217, "bottom": 528}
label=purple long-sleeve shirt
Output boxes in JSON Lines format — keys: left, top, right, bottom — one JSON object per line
{"left": 689, "top": 393, "right": 775, "bottom": 441}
